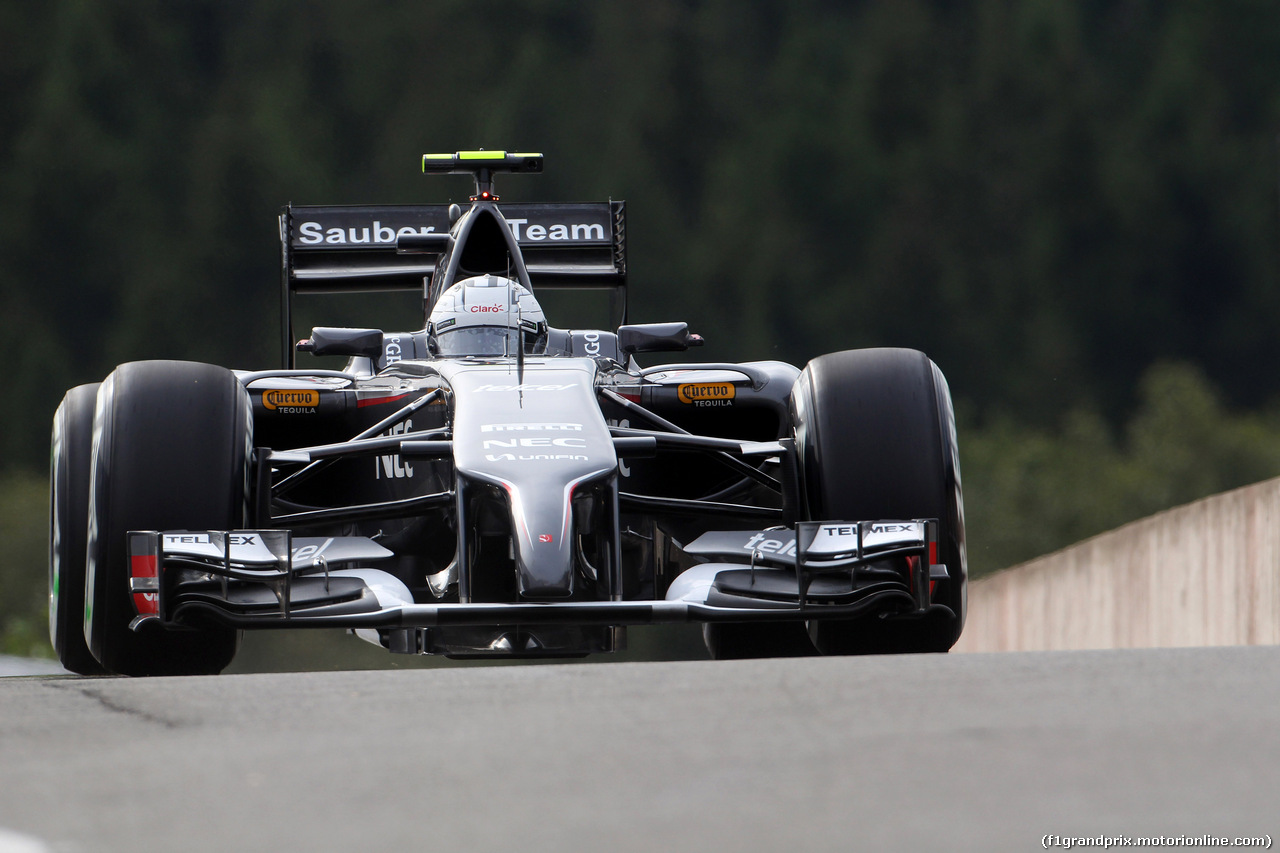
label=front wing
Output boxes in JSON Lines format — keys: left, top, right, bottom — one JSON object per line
{"left": 126, "top": 520, "right": 953, "bottom": 639}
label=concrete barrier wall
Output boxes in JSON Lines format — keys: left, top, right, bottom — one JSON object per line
{"left": 954, "top": 477, "right": 1280, "bottom": 652}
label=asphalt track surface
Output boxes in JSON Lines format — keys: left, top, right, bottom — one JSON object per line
{"left": 1, "top": 646, "right": 1277, "bottom": 852}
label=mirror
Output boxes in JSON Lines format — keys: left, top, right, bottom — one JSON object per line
{"left": 617, "top": 322, "right": 702, "bottom": 354}
{"left": 297, "top": 327, "right": 385, "bottom": 359}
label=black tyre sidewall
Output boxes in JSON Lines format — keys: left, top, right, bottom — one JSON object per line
{"left": 792, "top": 348, "right": 966, "bottom": 652}
{"left": 86, "top": 361, "right": 248, "bottom": 676}
{"left": 50, "top": 383, "right": 107, "bottom": 675}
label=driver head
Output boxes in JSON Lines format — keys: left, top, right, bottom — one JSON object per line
{"left": 427, "top": 274, "right": 547, "bottom": 356}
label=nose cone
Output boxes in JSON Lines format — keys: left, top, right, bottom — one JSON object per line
{"left": 506, "top": 480, "right": 580, "bottom": 599}
{"left": 444, "top": 361, "right": 617, "bottom": 599}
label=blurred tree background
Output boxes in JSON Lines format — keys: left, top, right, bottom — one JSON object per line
{"left": 3, "top": 0, "right": 1280, "bottom": 659}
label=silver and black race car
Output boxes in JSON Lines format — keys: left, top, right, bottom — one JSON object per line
{"left": 49, "top": 151, "right": 966, "bottom": 675}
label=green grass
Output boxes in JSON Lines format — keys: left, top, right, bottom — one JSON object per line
{"left": 0, "top": 471, "right": 52, "bottom": 658}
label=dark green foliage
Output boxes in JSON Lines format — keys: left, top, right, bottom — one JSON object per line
{"left": 963, "top": 362, "right": 1280, "bottom": 576}
{"left": 4, "top": 3, "right": 1280, "bottom": 473}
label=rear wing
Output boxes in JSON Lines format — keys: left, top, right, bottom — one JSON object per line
{"left": 278, "top": 200, "right": 626, "bottom": 365}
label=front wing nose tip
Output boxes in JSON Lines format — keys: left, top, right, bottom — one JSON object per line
{"left": 515, "top": 541, "right": 575, "bottom": 599}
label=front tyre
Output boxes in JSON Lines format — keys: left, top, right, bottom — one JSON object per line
{"left": 49, "top": 383, "right": 107, "bottom": 675}
{"left": 85, "top": 361, "right": 248, "bottom": 676}
{"left": 792, "top": 348, "right": 966, "bottom": 654}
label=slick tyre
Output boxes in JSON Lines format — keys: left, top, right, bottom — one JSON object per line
{"left": 791, "top": 348, "right": 967, "bottom": 654}
{"left": 49, "top": 383, "right": 107, "bottom": 675}
{"left": 85, "top": 361, "right": 248, "bottom": 676}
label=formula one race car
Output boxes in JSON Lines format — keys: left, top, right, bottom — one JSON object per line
{"left": 49, "top": 152, "right": 966, "bottom": 675}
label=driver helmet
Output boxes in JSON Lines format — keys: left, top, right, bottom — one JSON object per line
{"left": 428, "top": 274, "right": 547, "bottom": 356}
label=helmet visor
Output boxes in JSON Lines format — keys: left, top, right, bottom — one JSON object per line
{"left": 435, "top": 326, "right": 521, "bottom": 357}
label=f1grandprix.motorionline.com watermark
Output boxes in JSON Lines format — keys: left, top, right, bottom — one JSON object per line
{"left": 1043, "top": 836, "right": 1272, "bottom": 850}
